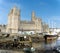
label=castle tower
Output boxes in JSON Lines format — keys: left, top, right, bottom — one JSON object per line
{"left": 6, "top": 6, "right": 20, "bottom": 33}
{"left": 31, "top": 11, "right": 36, "bottom": 21}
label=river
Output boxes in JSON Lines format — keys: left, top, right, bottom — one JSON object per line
{"left": 32, "top": 37, "right": 60, "bottom": 50}
{"left": 0, "top": 37, "right": 60, "bottom": 53}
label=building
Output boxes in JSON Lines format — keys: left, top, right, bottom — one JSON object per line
{"left": 0, "top": 6, "right": 49, "bottom": 35}
{"left": 6, "top": 6, "right": 43, "bottom": 34}
{"left": 0, "top": 25, "right": 6, "bottom": 33}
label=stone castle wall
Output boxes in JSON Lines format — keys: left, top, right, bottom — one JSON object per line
{"left": 5, "top": 6, "right": 49, "bottom": 34}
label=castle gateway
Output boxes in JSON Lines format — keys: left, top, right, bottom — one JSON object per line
{"left": 6, "top": 6, "right": 43, "bottom": 34}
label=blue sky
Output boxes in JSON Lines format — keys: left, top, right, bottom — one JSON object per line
{"left": 0, "top": 0, "right": 60, "bottom": 28}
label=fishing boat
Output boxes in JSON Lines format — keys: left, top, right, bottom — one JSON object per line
{"left": 44, "top": 32, "right": 58, "bottom": 40}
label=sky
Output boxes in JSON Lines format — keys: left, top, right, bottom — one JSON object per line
{"left": 0, "top": 0, "right": 60, "bottom": 28}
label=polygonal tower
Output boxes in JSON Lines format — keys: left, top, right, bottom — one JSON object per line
{"left": 31, "top": 11, "right": 36, "bottom": 22}
{"left": 6, "top": 6, "right": 20, "bottom": 33}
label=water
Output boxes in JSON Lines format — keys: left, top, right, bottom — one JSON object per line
{"left": 0, "top": 37, "right": 60, "bottom": 53}
{"left": 0, "top": 50, "right": 24, "bottom": 53}
{"left": 33, "top": 37, "right": 60, "bottom": 50}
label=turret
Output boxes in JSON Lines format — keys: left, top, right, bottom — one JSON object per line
{"left": 31, "top": 11, "right": 36, "bottom": 21}
{"left": 6, "top": 6, "right": 20, "bottom": 34}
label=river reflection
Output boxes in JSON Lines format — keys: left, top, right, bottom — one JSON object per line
{"left": 33, "top": 37, "right": 60, "bottom": 50}
{"left": 43, "top": 37, "right": 60, "bottom": 49}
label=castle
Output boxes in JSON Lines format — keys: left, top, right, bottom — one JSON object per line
{"left": 0, "top": 6, "right": 49, "bottom": 35}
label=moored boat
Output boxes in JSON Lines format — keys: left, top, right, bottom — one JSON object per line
{"left": 44, "top": 33, "right": 58, "bottom": 41}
